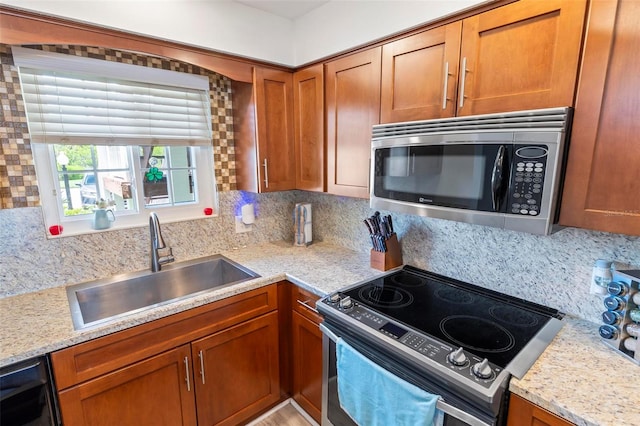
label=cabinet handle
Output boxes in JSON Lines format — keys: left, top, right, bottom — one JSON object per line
{"left": 297, "top": 299, "right": 319, "bottom": 315}
{"left": 263, "top": 158, "right": 269, "bottom": 189}
{"left": 458, "top": 57, "right": 468, "bottom": 108}
{"left": 442, "top": 61, "right": 451, "bottom": 110}
{"left": 198, "top": 350, "right": 206, "bottom": 385}
{"left": 184, "top": 356, "right": 191, "bottom": 392}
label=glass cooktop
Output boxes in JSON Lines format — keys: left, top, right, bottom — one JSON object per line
{"left": 339, "top": 265, "right": 563, "bottom": 368}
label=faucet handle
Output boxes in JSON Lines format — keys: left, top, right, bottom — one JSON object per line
{"left": 159, "top": 247, "right": 175, "bottom": 265}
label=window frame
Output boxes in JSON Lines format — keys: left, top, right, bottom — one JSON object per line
{"left": 33, "top": 142, "right": 218, "bottom": 238}
{"left": 13, "top": 46, "right": 220, "bottom": 238}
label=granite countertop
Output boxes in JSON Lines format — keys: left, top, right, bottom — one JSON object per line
{"left": 1, "top": 241, "right": 638, "bottom": 425}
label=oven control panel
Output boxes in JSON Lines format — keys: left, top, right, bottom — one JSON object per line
{"left": 323, "top": 296, "right": 503, "bottom": 389}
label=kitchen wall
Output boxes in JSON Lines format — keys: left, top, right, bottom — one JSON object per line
{"left": 1, "top": 43, "right": 639, "bottom": 327}
{"left": 1, "top": 0, "right": 487, "bottom": 66}
{"left": 292, "top": 0, "right": 487, "bottom": 64}
{"left": 0, "top": 43, "right": 296, "bottom": 296}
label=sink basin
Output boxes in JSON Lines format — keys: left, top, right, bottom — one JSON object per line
{"left": 66, "top": 255, "right": 260, "bottom": 330}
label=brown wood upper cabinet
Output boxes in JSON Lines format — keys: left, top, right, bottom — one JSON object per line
{"left": 234, "top": 67, "right": 296, "bottom": 192}
{"left": 381, "top": 21, "right": 462, "bottom": 123}
{"left": 293, "top": 64, "right": 325, "bottom": 192}
{"left": 380, "top": 0, "right": 587, "bottom": 122}
{"left": 326, "top": 47, "right": 382, "bottom": 198}
{"left": 559, "top": 0, "right": 640, "bottom": 236}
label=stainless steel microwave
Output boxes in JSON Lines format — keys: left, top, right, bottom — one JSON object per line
{"left": 370, "top": 107, "right": 573, "bottom": 235}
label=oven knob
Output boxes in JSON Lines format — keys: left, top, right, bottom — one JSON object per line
{"left": 329, "top": 293, "right": 341, "bottom": 304}
{"left": 472, "top": 359, "right": 493, "bottom": 380}
{"left": 447, "top": 347, "right": 468, "bottom": 366}
{"left": 339, "top": 296, "right": 354, "bottom": 310}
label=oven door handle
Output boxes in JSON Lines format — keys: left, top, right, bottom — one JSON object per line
{"left": 320, "top": 323, "right": 339, "bottom": 342}
{"left": 320, "top": 323, "right": 492, "bottom": 426}
{"left": 434, "top": 399, "right": 492, "bottom": 426}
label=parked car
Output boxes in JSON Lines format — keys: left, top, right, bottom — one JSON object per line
{"left": 78, "top": 174, "right": 97, "bottom": 207}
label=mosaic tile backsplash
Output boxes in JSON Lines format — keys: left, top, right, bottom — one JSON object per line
{"left": 0, "top": 43, "right": 236, "bottom": 210}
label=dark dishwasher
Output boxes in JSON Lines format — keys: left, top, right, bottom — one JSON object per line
{"left": 0, "top": 356, "right": 59, "bottom": 426}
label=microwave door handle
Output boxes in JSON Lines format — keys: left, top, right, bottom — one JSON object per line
{"left": 491, "top": 145, "right": 507, "bottom": 211}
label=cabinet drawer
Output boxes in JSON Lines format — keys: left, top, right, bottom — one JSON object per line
{"left": 52, "top": 285, "right": 277, "bottom": 390}
{"left": 292, "top": 286, "right": 322, "bottom": 325}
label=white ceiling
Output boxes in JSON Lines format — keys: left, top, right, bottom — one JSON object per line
{"left": 233, "top": 0, "right": 329, "bottom": 20}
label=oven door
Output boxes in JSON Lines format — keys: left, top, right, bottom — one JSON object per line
{"left": 321, "top": 323, "right": 505, "bottom": 426}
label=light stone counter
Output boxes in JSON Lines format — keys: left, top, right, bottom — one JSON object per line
{"left": 0, "top": 241, "right": 380, "bottom": 368}
{"left": 510, "top": 319, "right": 640, "bottom": 426}
{"left": 1, "top": 240, "right": 638, "bottom": 426}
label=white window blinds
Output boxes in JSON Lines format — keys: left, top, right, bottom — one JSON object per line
{"left": 12, "top": 46, "right": 212, "bottom": 146}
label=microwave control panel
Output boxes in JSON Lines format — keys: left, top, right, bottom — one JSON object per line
{"left": 508, "top": 146, "right": 548, "bottom": 216}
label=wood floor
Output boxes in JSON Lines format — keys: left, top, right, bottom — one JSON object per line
{"left": 249, "top": 402, "right": 314, "bottom": 426}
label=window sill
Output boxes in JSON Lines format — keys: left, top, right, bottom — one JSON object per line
{"left": 44, "top": 209, "right": 219, "bottom": 239}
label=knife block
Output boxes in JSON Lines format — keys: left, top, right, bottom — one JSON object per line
{"left": 370, "top": 234, "right": 403, "bottom": 271}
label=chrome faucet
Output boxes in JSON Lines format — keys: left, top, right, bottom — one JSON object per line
{"left": 150, "top": 212, "right": 174, "bottom": 272}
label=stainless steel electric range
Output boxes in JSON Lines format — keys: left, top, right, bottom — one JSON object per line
{"left": 317, "top": 265, "right": 564, "bottom": 426}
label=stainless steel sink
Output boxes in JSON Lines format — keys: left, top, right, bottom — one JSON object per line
{"left": 66, "top": 255, "right": 260, "bottom": 330}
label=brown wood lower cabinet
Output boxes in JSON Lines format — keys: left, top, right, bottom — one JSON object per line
{"left": 291, "top": 286, "right": 323, "bottom": 423}
{"left": 192, "top": 311, "right": 280, "bottom": 426}
{"left": 292, "top": 311, "right": 322, "bottom": 422}
{"left": 58, "top": 344, "right": 197, "bottom": 426}
{"left": 507, "top": 394, "right": 575, "bottom": 426}
{"left": 52, "top": 286, "right": 281, "bottom": 426}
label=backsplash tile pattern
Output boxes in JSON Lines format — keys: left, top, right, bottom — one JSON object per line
{"left": 294, "top": 191, "right": 640, "bottom": 324}
{"left": 0, "top": 45, "right": 39, "bottom": 209}
{"left": 0, "top": 190, "right": 296, "bottom": 297}
{"left": 1, "top": 187, "right": 639, "bottom": 324}
{"left": 0, "top": 43, "right": 236, "bottom": 209}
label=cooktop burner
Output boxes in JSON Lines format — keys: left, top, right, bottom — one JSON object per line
{"left": 338, "top": 265, "right": 562, "bottom": 368}
{"left": 358, "top": 285, "right": 414, "bottom": 308}
{"left": 440, "top": 315, "right": 515, "bottom": 353}
{"left": 390, "top": 271, "right": 426, "bottom": 287}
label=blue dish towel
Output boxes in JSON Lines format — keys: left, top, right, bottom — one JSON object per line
{"left": 337, "top": 338, "right": 444, "bottom": 426}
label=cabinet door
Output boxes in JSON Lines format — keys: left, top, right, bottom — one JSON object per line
{"left": 507, "top": 394, "right": 574, "bottom": 426}
{"left": 559, "top": 0, "right": 640, "bottom": 236}
{"left": 292, "top": 310, "right": 322, "bottom": 423}
{"left": 57, "top": 345, "right": 197, "bottom": 426}
{"left": 192, "top": 311, "right": 280, "bottom": 426}
{"left": 254, "top": 67, "right": 296, "bottom": 192}
{"left": 457, "top": 0, "right": 586, "bottom": 116}
{"left": 326, "top": 47, "right": 382, "bottom": 198}
{"left": 294, "top": 64, "right": 325, "bottom": 192}
{"left": 381, "top": 21, "right": 462, "bottom": 123}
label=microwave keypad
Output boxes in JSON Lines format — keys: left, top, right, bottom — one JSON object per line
{"left": 509, "top": 155, "right": 546, "bottom": 216}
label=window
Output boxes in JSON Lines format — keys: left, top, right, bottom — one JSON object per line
{"left": 13, "top": 46, "right": 218, "bottom": 237}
